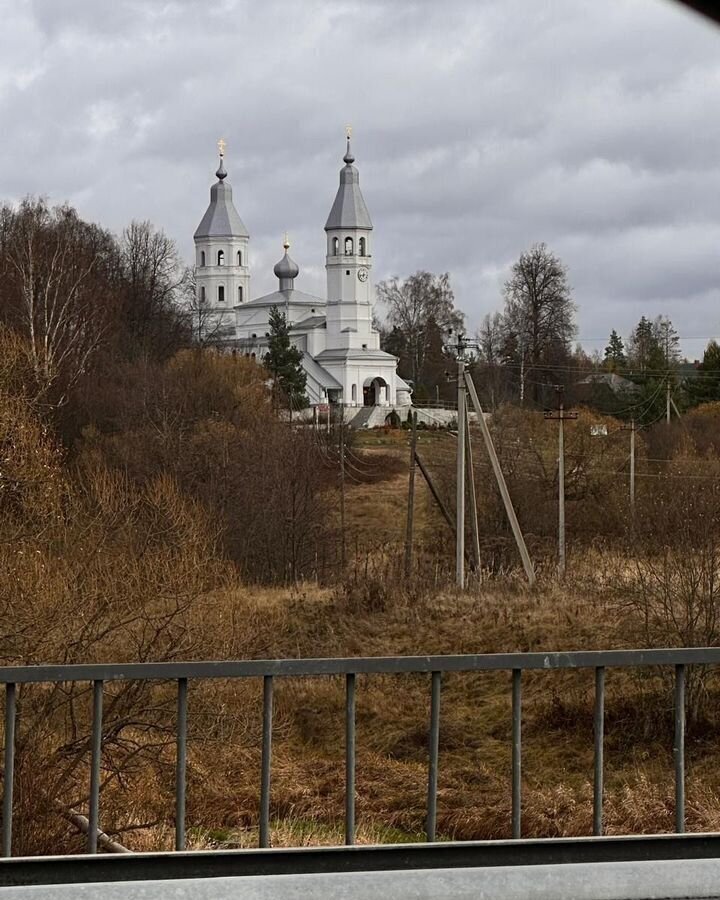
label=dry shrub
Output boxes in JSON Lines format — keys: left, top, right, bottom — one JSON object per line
{"left": 0, "top": 372, "right": 238, "bottom": 854}
{"left": 75, "top": 350, "right": 331, "bottom": 583}
{"left": 421, "top": 405, "right": 637, "bottom": 572}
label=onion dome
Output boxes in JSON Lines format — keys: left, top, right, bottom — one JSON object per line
{"left": 274, "top": 235, "right": 299, "bottom": 290}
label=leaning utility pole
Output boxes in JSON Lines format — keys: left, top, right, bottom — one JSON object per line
{"left": 464, "top": 372, "right": 535, "bottom": 586}
{"left": 456, "top": 354, "right": 467, "bottom": 589}
{"left": 447, "top": 331, "right": 535, "bottom": 587}
{"left": 544, "top": 386, "right": 577, "bottom": 578}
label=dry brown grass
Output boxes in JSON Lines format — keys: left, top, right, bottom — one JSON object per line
{"left": 69, "top": 559, "right": 720, "bottom": 852}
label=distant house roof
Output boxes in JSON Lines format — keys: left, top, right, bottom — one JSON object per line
{"left": 576, "top": 372, "right": 641, "bottom": 395}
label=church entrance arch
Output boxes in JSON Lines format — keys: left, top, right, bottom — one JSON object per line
{"left": 363, "top": 376, "right": 388, "bottom": 406}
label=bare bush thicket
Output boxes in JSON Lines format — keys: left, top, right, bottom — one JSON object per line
{"left": 74, "top": 351, "right": 331, "bottom": 582}
{"left": 0, "top": 368, "right": 235, "bottom": 852}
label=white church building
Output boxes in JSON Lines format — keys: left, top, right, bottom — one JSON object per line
{"left": 193, "top": 136, "right": 411, "bottom": 412}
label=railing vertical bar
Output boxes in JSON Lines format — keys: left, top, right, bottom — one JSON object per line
{"left": 2, "top": 683, "right": 16, "bottom": 858}
{"left": 259, "top": 674, "right": 273, "bottom": 848}
{"left": 345, "top": 673, "right": 356, "bottom": 846}
{"left": 175, "top": 678, "right": 188, "bottom": 852}
{"left": 593, "top": 666, "right": 605, "bottom": 836}
{"left": 88, "top": 679, "right": 103, "bottom": 854}
{"left": 674, "top": 663, "right": 686, "bottom": 834}
{"left": 512, "top": 668, "right": 522, "bottom": 839}
{"left": 426, "top": 670, "right": 442, "bottom": 842}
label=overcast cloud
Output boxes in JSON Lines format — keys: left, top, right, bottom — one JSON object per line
{"left": 0, "top": 0, "right": 718, "bottom": 357}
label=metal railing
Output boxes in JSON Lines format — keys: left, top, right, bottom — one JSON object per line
{"left": 0, "top": 647, "right": 716, "bottom": 858}
{"left": 410, "top": 399, "right": 458, "bottom": 410}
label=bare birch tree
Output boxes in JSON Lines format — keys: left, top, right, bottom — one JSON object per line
{"left": 502, "top": 243, "right": 577, "bottom": 401}
{"left": 118, "top": 220, "right": 189, "bottom": 357}
{"left": 181, "top": 266, "right": 233, "bottom": 346}
{"left": 377, "top": 271, "right": 463, "bottom": 389}
{"left": 0, "top": 199, "right": 118, "bottom": 404}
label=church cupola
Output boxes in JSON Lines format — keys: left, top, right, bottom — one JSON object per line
{"left": 324, "top": 131, "right": 373, "bottom": 234}
{"left": 273, "top": 235, "right": 299, "bottom": 292}
{"left": 193, "top": 140, "right": 250, "bottom": 337}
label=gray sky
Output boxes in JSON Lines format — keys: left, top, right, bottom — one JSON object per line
{"left": 0, "top": 0, "right": 718, "bottom": 358}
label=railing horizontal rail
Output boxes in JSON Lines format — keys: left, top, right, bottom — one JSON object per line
{"left": 0, "top": 647, "right": 719, "bottom": 683}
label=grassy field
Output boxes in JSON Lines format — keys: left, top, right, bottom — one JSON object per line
{"left": 17, "top": 427, "right": 720, "bottom": 855}
{"left": 84, "top": 554, "right": 720, "bottom": 853}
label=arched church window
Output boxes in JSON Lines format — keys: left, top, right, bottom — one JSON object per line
{"left": 238, "top": 285, "right": 243, "bottom": 303}
{"left": 359, "top": 237, "right": 366, "bottom": 256}
{"left": 344, "top": 237, "right": 353, "bottom": 255}
{"left": 200, "top": 251, "right": 206, "bottom": 267}
{"left": 200, "top": 286, "right": 206, "bottom": 303}
{"left": 237, "top": 250, "right": 243, "bottom": 266}
{"left": 332, "top": 237, "right": 339, "bottom": 256}
{"left": 218, "top": 285, "right": 225, "bottom": 303}
{"left": 217, "top": 250, "right": 225, "bottom": 266}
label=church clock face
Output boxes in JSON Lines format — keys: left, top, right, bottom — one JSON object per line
{"left": 357, "top": 267, "right": 369, "bottom": 282}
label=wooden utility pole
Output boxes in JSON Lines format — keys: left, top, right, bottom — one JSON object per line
{"left": 465, "top": 402, "right": 481, "bottom": 576}
{"left": 456, "top": 356, "right": 466, "bottom": 589}
{"left": 622, "top": 418, "right": 637, "bottom": 520}
{"left": 404, "top": 411, "right": 418, "bottom": 578}
{"left": 464, "top": 372, "right": 535, "bottom": 586}
{"left": 666, "top": 378, "right": 671, "bottom": 425}
{"left": 339, "top": 414, "right": 346, "bottom": 571}
{"left": 630, "top": 418, "right": 636, "bottom": 517}
{"left": 544, "top": 386, "right": 577, "bottom": 578}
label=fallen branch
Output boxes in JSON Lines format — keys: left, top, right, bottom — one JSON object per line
{"left": 55, "top": 803, "right": 132, "bottom": 854}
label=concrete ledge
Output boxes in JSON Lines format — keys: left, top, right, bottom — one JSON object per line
{"left": 4, "top": 834, "right": 720, "bottom": 887}
{"left": 3, "top": 858, "right": 720, "bottom": 899}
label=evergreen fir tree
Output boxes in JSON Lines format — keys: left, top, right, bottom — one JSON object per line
{"left": 627, "top": 316, "right": 656, "bottom": 373}
{"left": 687, "top": 340, "right": 720, "bottom": 406}
{"left": 603, "top": 329, "right": 626, "bottom": 371}
{"left": 264, "top": 306, "right": 308, "bottom": 410}
{"left": 627, "top": 315, "right": 677, "bottom": 375}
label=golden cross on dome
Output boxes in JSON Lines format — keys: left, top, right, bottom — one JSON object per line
{"left": 217, "top": 137, "right": 227, "bottom": 158}
{"left": 345, "top": 124, "right": 352, "bottom": 140}
{"left": 283, "top": 231, "right": 290, "bottom": 250}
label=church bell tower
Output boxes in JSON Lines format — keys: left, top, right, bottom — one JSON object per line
{"left": 324, "top": 129, "right": 374, "bottom": 347}
{"left": 193, "top": 141, "right": 250, "bottom": 337}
